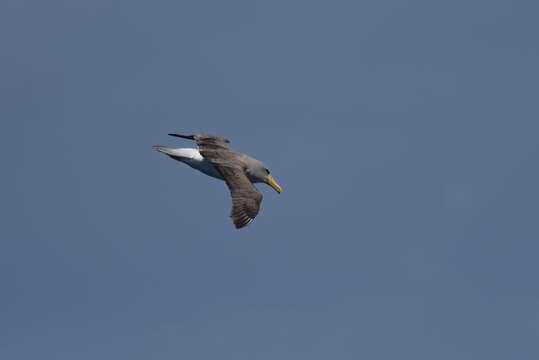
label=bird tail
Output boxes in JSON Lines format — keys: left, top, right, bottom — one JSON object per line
{"left": 152, "top": 145, "right": 177, "bottom": 156}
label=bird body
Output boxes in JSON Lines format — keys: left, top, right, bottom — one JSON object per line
{"left": 153, "top": 133, "right": 282, "bottom": 229}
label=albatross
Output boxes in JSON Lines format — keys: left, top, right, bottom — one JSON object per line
{"left": 153, "top": 133, "right": 282, "bottom": 229}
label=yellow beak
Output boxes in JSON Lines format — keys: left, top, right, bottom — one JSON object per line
{"left": 266, "top": 175, "right": 282, "bottom": 194}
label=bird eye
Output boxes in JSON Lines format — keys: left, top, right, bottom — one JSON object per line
{"left": 265, "top": 168, "right": 270, "bottom": 174}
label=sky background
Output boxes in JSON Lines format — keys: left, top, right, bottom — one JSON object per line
{"left": 2, "top": 0, "right": 539, "bottom": 359}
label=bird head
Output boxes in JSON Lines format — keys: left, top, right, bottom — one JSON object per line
{"left": 245, "top": 160, "right": 282, "bottom": 194}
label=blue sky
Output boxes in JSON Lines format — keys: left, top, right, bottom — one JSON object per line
{"left": 3, "top": 1, "right": 539, "bottom": 359}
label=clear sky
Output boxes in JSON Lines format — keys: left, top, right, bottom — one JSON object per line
{"left": 3, "top": 1, "right": 539, "bottom": 359}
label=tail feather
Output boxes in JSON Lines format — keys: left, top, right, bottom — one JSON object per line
{"left": 152, "top": 145, "right": 176, "bottom": 156}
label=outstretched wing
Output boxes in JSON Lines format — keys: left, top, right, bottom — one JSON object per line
{"left": 168, "top": 133, "right": 262, "bottom": 228}
{"left": 215, "top": 165, "right": 263, "bottom": 228}
{"left": 168, "top": 133, "right": 230, "bottom": 153}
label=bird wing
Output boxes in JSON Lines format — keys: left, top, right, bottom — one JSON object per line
{"left": 169, "top": 133, "right": 262, "bottom": 228}
{"left": 212, "top": 165, "right": 263, "bottom": 229}
{"left": 168, "top": 133, "right": 231, "bottom": 153}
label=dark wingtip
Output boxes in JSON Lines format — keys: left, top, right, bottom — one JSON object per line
{"left": 232, "top": 217, "right": 254, "bottom": 229}
{"left": 168, "top": 133, "right": 195, "bottom": 140}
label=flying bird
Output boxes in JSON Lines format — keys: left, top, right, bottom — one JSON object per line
{"left": 153, "top": 133, "right": 282, "bottom": 229}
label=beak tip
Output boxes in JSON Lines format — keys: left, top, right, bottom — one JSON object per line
{"left": 266, "top": 176, "right": 282, "bottom": 194}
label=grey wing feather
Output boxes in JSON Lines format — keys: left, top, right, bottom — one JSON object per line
{"left": 193, "top": 135, "right": 231, "bottom": 151}
{"left": 216, "top": 166, "right": 263, "bottom": 229}
{"left": 168, "top": 133, "right": 231, "bottom": 152}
